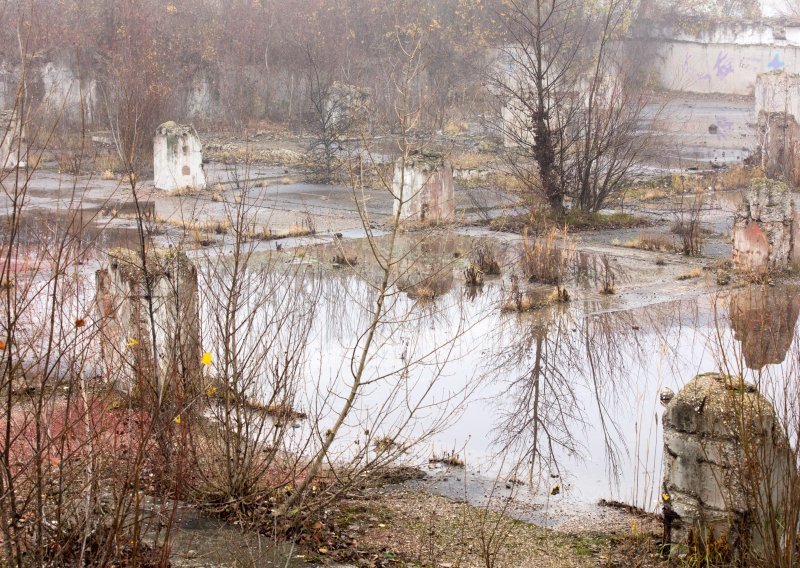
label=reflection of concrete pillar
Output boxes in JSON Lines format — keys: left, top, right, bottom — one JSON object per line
{"left": 729, "top": 285, "right": 800, "bottom": 370}
{"left": 153, "top": 121, "right": 207, "bottom": 191}
{"left": 392, "top": 152, "right": 455, "bottom": 223}
{"left": 661, "top": 373, "right": 796, "bottom": 559}
{"left": 95, "top": 248, "right": 201, "bottom": 399}
{"left": 732, "top": 178, "right": 793, "bottom": 271}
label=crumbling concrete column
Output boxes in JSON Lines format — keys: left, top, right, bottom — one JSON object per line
{"left": 95, "top": 248, "right": 202, "bottom": 399}
{"left": 661, "top": 373, "right": 796, "bottom": 559}
{"left": 732, "top": 178, "right": 794, "bottom": 271}
{"left": 392, "top": 152, "right": 455, "bottom": 223}
{"left": 0, "top": 110, "right": 24, "bottom": 171}
{"left": 153, "top": 121, "right": 207, "bottom": 191}
{"left": 755, "top": 71, "right": 800, "bottom": 188}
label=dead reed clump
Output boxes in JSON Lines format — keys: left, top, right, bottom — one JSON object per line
{"left": 625, "top": 232, "right": 675, "bottom": 253}
{"left": 332, "top": 253, "right": 358, "bottom": 267}
{"left": 471, "top": 240, "right": 502, "bottom": 275}
{"left": 399, "top": 268, "right": 453, "bottom": 302}
{"left": 521, "top": 228, "right": 573, "bottom": 286}
{"left": 716, "top": 164, "right": 763, "bottom": 190}
{"left": 464, "top": 263, "right": 484, "bottom": 286}
{"left": 429, "top": 447, "right": 465, "bottom": 467}
{"left": 501, "top": 276, "right": 568, "bottom": 312}
{"left": 677, "top": 267, "right": 703, "bottom": 281}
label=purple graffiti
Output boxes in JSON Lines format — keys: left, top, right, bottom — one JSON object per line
{"left": 768, "top": 53, "right": 785, "bottom": 71}
{"left": 714, "top": 52, "right": 735, "bottom": 80}
{"left": 713, "top": 116, "right": 733, "bottom": 139}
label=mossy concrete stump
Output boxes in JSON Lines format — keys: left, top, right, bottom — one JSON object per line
{"left": 661, "top": 372, "right": 796, "bottom": 560}
{"left": 95, "top": 248, "right": 202, "bottom": 399}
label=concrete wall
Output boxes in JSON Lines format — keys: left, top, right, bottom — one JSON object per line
{"left": 153, "top": 121, "right": 206, "bottom": 191}
{"left": 654, "top": 41, "right": 800, "bottom": 95}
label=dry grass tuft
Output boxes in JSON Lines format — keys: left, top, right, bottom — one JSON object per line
{"left": 677, "top": 267, "right": 703, "bottom": 281}
{"left": 625, "top": 232, "right": 675, "bottom": 253}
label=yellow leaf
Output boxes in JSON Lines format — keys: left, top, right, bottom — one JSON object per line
{"left": 174, "top": 415, "right": 181, "bottom": 424}
{"left": 318, "top": 548, "right": 328, "bottom": 554}
{"left": 662, "top": 493, "right": 670, "bottom": 502}
{"left": 205, "top": 385, "right": 217, "bottom": 397}
{"left": 127, "top": 338, "right": 139, "bottom": 347}
{"left": 201, "top": 352, "right": 212, "bottom": 365}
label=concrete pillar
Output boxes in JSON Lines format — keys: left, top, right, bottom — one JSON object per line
{"left": 0, "top": 110, "right": 23, "bottom": 171}
{"left": 732, "top": 178, "right": 794, "bottom": 272}
{"left": 95, "top": 248, "right": 201, "bottom": 399}
{"left": 661, "top": 373, "right": 796, "bottom": 560}
{"left": 392, "top": 152, "right": 455, "bottom": 223}
{"left": 755, "top": 71, "right": 800, "bottom": 187}
{"left": 153, "top": 121, "right": 206, "bottom": 191}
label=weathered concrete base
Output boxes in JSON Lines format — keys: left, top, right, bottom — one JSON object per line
{"left": 392, "top": 152, "right": 455, "bottom": 223}
{"left": 662, "top": 373, "right": 797, "bottom": 560}
{"left": 732, "top": 178, "right": 794, "bottom": 271}
{"left": 95, "top": 248, "right": 201, "bottom": 399}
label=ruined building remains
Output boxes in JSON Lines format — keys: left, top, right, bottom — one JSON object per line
{"left": 153, "top": 121, "right": 206, "bottom": 191}
{"left": 392, "top": 152, "right": 455, "bottom": 223}
{"left": 96, "top": 249, "right": 202, "bottom": 398}
{"left": 661, "top": 372, "right": 796, "bottom": 559}
{"left": 756, "top": 70, "right": 800, "bottom": 187}
{"left": 732, "top": 177, "right": 799, "bottom": 271}
{"left": 0, "top": 110, "right": 23, "bottom": 170}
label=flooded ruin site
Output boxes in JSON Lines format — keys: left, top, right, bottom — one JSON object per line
{"left": 4, "top": 1, "right": 800, "bottom": 566}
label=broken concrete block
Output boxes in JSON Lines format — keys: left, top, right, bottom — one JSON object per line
{"left": 732, "top": 178, "right": 794, "bottom": 271}
{"left": 392, "top": 152, "right": 455, "bottom": 223}
{"left": 661, "top": 373, "right": 796, "bottom": 560}
{"left": 95, "top": 248, "right": 202, "bottom": 399}
{"left": 0, "top": 109, "right": 24, "bottom": 170}
{"left": 153, "top": 121, "right": 206, "bottom": 191}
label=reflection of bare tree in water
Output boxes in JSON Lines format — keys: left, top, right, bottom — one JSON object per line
{"left": 486, "top": 301, "right": 654, "bottom": 489}
{"left": 728, "top": 285, "right": 800, "bottom": 370}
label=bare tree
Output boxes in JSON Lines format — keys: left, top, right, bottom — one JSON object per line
{"left": 495, "top": 0, "right": 649, "bottom": 214}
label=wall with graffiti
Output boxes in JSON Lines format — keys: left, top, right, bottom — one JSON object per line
{"left": 655, "top": 42, "right": 799, "bottom": 95}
